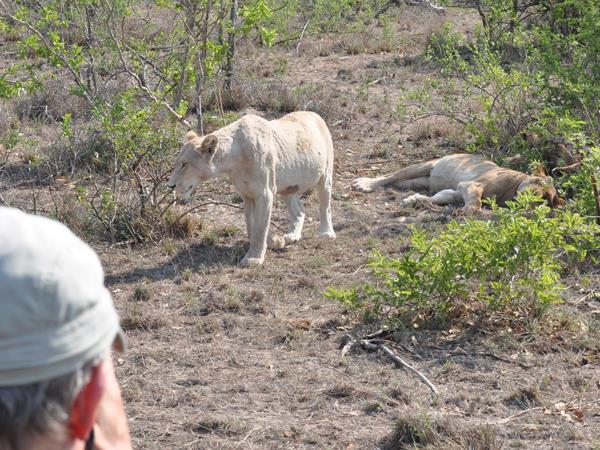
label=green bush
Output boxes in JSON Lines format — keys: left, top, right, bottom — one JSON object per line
{"left": 561, "top": 146, "right": 600, "bottom": 217}
{"left": 326, "top": 194, "right": 600, "bottom": 327}
{"left": 418, "top": 1, "right": 599, "bottom": 236}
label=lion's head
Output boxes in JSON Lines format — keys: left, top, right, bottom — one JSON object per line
{"left": 168, "top": 131, "right": 219, "bottom": 202}
{"left": 517, "top": 166, "right": 565, "bottom": 208}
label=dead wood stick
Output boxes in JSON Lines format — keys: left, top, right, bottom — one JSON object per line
{"left": 475, "top": 352, "right": 533, "bottom": 369}
{"left": 341, "top": 334, "right": 356, "bottom": 357}
{"left": 364, "top": 329, "right": 389, "bottom": 339}
{"left": 447, "top": 347, "right": 533, "bottom": 369}
{"left": 494, "top": 407, "right": 543, "bottom": 424}
{"left": 397, "top": 343, "right": 424, "bottom": 360}
{"left": 361, "top": 339, "right": 439, "bottom": 396}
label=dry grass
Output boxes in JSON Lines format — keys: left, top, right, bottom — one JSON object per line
{"left": 380, "top": 413, "right": 502, "bottom": 449}
{"left": 2, "top": 6, "right": 600, "bottom": 450}
{"left": 15, "top": 78, "right": 91, "bottom": 123}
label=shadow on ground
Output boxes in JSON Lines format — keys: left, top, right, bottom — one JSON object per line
{"left": 105, "top": 241, "right": 248, "bottom": 285}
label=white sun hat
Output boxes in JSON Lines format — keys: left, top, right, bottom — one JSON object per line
{"left": 0, "top": 207, "right": 124, "bottom": 386}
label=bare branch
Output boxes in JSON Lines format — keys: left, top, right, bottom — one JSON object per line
{"left": 361, "top": 339, "right": 439, "bottom": 396}
{"left": 101, "top": 0, "right": 192, "bottom": 129}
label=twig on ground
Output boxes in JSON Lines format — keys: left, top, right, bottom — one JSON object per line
{"left": 235, "top": 427, "right": 262, "bottom": 448}
{"left": 397, "top": 343, "right": 424, "bottom": 360}
{"left": 361, "top": 339, "right": 439, "bottom": 396}
{"left": 448, "top": 347, "right": 533, "bottom": 369}
{"left": 365, "top": 329, "right": 389, "bottom": 340}
{"left": 476, "top": 351, "right": 533, "bottom": 369}
{"left": 340, "top": 334, "right": 356, "bottom": 357}
{"left": 494, "top": 407, "right": 543, "bottom": 424}
{"left": 367, "top": 77, "right": 388, "bottom": 86}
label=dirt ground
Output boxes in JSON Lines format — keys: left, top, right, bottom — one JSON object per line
{"left": 2, "top": 6, "right": 600, "bottom": 449}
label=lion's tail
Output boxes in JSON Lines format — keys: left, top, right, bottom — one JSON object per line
{"left": 352, "top": 159, "right": 439, "bottom": 193}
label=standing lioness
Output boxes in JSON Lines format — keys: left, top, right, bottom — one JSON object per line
{"left": 168, "top": 111, "right": 336, "bottom": 266}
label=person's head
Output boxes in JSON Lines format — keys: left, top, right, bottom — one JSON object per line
{"left": 0, "top": 207, "right": 127, "bottom": 450}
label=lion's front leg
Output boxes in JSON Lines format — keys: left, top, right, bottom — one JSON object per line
{"left": 240, "top": 188, "right": 274, "bottom": 267}
{"left": 457, "top": 181, "right": 484, "bottom": 210}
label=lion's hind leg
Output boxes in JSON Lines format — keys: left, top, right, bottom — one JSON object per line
{"left": 393, "top": 177, "right": 431, "bottom": 191}
{"left": 282, "top": 194, "right": 305, "bottom": 244}
{"left": 352, "top": 159, "right": 438, "bottom": 193}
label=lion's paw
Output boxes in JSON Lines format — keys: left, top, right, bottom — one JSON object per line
{"left": 283, "top": 233, "right": 301, "bottom": 245}
{"left": 239, "top": 256, "right": 264, "bottom": 267}
{"left": 352, "top": 178, "right": 375, "bottom": 193}
{"left": 319, "top": 231, "right": 336, "bottom": 240}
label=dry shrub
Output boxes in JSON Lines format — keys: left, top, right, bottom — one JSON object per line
{"left": 252, "top": 81, "right": 305, "bottom": 114}
{"left": 121, "top": 304, "right": 168, "bottom": 331}
{"left": 503, "top": 387, "right": 542, "bottom": 409}
{"left": 46, "top": 187, "right": 95, "bottom": 238}
{"left": 203, "top": 81, "right": 251, "bottom": 112}
{"left": 113, "top": 206, "right": 204, "bottom": 244}
{"left": 414, "top": 10, "right": 447, "bottom": 51}
{"left": 333, "top": 32, "right": 396, "bottom": 55}
{"left": 237, "top": 79, "right": 344, "bottom": 124}
{"left": 163, "top": 208, "right": 204, "bottom": 240}
{"left": 185, "top": 417, "right": 248, "bottom": 437}
{"left": 45, "top": 127, "right": 114, "bottom": 176}
{"left": 15, "top": 79, "right": 90, "bottom": 123}
{"left": 61, "top": 190, "right": 204, "bottom": 245}
{"left": 0, "top": 103, "right": 17, "bottom": 137}
{"left": 407, "top": 116, "right": 466, "bottom": 146}
{"left": 131, "top": 285, "right": 151, "bottom": 302}
{"left": 380, "top": 413, "right": 502, "bottom": 449}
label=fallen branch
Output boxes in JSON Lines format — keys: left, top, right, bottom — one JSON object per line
{"left": 340, "top": 334, "right": 356, "bottom": 357}
{"left": 361, "top": 339, "right": 439, "bottom": 396}
{"left": 494, "top": 407, "right": 543, "bottom": 424}
{"left": 447, "top": 347, "right": 533, "bottom": 369}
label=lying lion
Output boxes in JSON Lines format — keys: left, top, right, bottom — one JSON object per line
{"left": 353, "top": 154, "right": 564, "bottom": 209}
{"left": 168, "top": 111, "right": 336, "bottom": 266}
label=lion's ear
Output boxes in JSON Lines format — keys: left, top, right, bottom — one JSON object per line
{"left": 184, "top": 130, "right": 199, "bottom": 142}
{"left": 199, "top": 135, "right": 218, "bottom": 156}
{"left": 532, "top": 165, "right": 547, "bottom": 177}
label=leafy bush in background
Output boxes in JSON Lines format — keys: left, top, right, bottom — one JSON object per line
{"left": 425, "top": 0, "right": 599, "bottom": 168}
{"left": 326, "top": 194, "right": 600, "bottom": 327}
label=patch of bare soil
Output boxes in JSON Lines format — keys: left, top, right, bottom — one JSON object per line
{"left": 2, "top": 6, "right": 600, "bottom": 449}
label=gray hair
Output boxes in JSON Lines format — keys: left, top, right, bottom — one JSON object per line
{"left": 0, "top": 360, "right": 97, "bottom": 450}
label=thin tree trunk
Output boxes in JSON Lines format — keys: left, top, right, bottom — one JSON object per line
{"left": 195, "top": 0, "right": 212, "bottom": 134}
{"left": 224, "top": 0, "right": 238, "bottom": 93}
{"left": 84, "top": 5, "right": 98, "bottom": 96}
{"left": 174, "top": 11, "right": 197, "bottom": 110}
